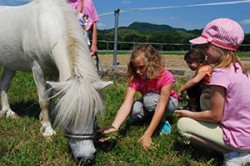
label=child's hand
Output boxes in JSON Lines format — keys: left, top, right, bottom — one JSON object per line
{"left": 98, "top": 125, "right": 116, "bottom": 133}
{"left": 174, "top": 110, "right": 182, "bottom": 117}
{"left": 138, "top": 135, "right": 153, "bottom": 150}
{"left": 177, "top": 91, "right": 183, "bottom": 100}
{"left": 97, "top": 126, "right": 117, "bottom": 142}
{"left": 174, "top": 110, "right": 191, "bottom": 117}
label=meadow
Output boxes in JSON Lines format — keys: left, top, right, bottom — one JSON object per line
{"left": 1, "top": 54, "right": 250, "bottom": 165}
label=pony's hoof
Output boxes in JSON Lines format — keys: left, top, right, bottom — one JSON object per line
{"left": 40, "top": 121, "right": 56, "bottom": 137}
{"left": 41, "top": 128, "right": 56, "bottom": 137}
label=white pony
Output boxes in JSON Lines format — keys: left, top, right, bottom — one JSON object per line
{"left": 0, "top": 0, "right": 112, "bottom": 164}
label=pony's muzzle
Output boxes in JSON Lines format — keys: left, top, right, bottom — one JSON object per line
{"left": 77, "top": 153, "right": 96, "bottom": 166}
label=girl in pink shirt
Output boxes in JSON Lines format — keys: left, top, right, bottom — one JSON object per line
{"left": 67, "top": 0, "right": 99, "bottom": 55}
{"left": 176, "top": 18, "right": 250, "bottom": 165}
{"left": 99, "top": 44, "right": 178, "bottom": 149}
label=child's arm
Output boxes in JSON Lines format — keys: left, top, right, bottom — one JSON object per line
{"left": 178, "top": 71, "right": 207, "bottom": 97}
{"left": 175, "top": 85, "right": 225, "bottom": 122}
{"left": 98, "top": 87, "right": 136, "bottom": 143}
{"left": 139, "top": 84, "right": 172, "bottom": 149}
{"left": 90, "top": 22, "right": 98, "bottom": 55}
{"left": 109, "top": 87, "right": 137, "bottom": 131}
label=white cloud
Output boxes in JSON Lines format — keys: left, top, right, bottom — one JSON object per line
{"left": 241, "top": 19, "right": 250, "bottom": 25}
{"left": 97, "top": 22, "right": 106, "bottom": 28}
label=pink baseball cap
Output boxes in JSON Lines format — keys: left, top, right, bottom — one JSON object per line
{"left": 189, "top": 18, "right": 244, "bottom": 51}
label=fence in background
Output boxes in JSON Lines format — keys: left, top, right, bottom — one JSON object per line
{"left": 96, "top": 40, "right": 250, "bottom": 70}
{"left": 97, "top": 40, "right": 250, "bottom": 54}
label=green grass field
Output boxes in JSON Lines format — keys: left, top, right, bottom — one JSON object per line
{"left": 0, "top": 71, "right": 249, "bottom": 165}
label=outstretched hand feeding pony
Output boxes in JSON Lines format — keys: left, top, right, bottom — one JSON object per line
{"left": 0, "top": 0, "right": 112, "bottom": 165}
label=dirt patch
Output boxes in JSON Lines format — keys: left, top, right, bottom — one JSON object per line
{"left": 97, "top": 54, "right": 250, "bottom": 77}
{"left": 99, "top": 54, "right": 187, "bottom": 69}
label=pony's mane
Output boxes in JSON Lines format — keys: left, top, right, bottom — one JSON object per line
{"left": 44, "top": 0, "right": 103, "bottom": 133}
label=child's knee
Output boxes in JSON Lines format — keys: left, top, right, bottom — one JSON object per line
{"left": 165, "top": 97, "right": 178, "bottom": 117}
{"left": 177, "top": 117, "right": 193, "bottom": 138}
{"left": 143, "top": 92, "right": 159, "bottom": 111}
{"left": 130, "top": 101, "right": 144, "bottom": 118}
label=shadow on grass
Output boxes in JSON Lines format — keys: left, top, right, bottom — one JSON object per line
{"left": 94, "top": 131, "right": 118, "bottom": 152}
{"left": 10, "top": 100, "right": 41, "bottom": 119}
{"left": 95, "top": 139, "right": 117, "bottom": 153}
{"left": 173, "top": 139, "right": 223, "bottom": 166}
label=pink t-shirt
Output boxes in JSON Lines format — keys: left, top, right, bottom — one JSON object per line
{"left": 67, "top": 0, "right": 99, "bottom": 30}
{"left": 210, "top": 63, "right": 250, "bottom": 150}
{"left": 128, "top": 68, "right": 178, "bottom": 99}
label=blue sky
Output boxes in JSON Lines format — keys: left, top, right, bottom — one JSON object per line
{"left": 1, "top": 0, "right": 250, "bottom": 33}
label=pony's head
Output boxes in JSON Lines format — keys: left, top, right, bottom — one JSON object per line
{"left": 47, "top": 77, "right": 112, "bottom": 165}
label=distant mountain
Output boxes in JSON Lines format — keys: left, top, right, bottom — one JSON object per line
{"left": 102, "top": 22, "right": 202, "bottom": 36}
{"left": 125, "top": 22, "right": 187, "bottom": 31}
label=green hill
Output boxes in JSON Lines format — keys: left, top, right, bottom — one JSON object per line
{"left": 127, "top": 22, "right": 178, "bottom": 31}
{"left": 97, "top": 22, "right": 249, "bottom": 51}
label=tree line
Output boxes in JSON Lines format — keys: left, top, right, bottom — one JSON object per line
{"left": 95, "top": 22, "right": 250, "bottom": 51}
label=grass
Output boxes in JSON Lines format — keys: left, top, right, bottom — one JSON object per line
{"left": 95, "top": 77, "right": 223, "bottom": 166}
{"left": 0, "top": 71, "right": 248, "bottom": 166}
{"left": 237, "top": 51, "right": 250, "bottom": 57}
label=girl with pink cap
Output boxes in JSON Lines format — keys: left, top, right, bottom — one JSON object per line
{"left": 175, "top": 18, "right": 250, "bottom": 166}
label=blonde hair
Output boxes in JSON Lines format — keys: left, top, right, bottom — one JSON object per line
{"left": 126, "top": 44, "right": 164, "bottom": 79}
{"left": 213, "top": 45, "right": 248, "bottom": 76}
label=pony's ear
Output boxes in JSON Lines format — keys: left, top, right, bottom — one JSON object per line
{"left": 92, "top": 81, "right": 113, "bottom": 90}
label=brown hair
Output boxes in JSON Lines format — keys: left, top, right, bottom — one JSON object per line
{"left": 184, "top": 48, "right": 209, "bottom": 66}
{"left": 126, "top": 44, "right": 164, "bottom": 79}
{"left": 213, "top": 45, "right": 248, "bottom": 76}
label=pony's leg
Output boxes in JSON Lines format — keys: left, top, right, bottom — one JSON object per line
{"left": 32, "top": 61, "right": 56, "bottom": 136}
{"left": 0, "top": 68, "right": 17, "bottom": 119}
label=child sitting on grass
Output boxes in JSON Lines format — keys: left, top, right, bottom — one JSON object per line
{"left": 177, "top": 48, "right": 212, "bottom": 111}
{"left": 99, "top": 44, "right": 178, "bottom": 149}
{"left": 176, "top": 18, "right": 250, "bottom": 166}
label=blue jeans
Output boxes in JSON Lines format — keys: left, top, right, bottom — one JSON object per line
{"left": 130, "top": 92, "right": 178, "bottom": 122}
